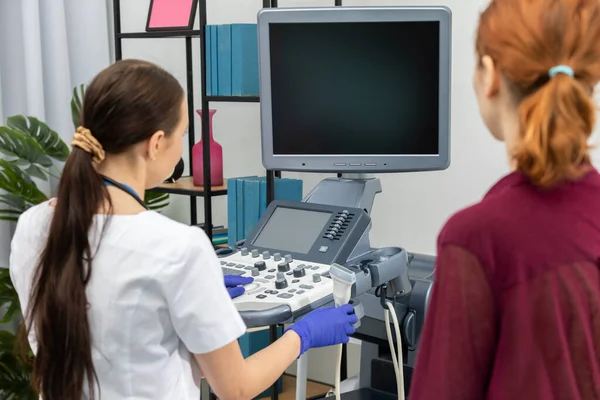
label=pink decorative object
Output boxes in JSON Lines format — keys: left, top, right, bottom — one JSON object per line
{"left": 192, "top": 109, "right": 224, "bottom": 187}
{"left": 146, "top": 0, "right": 198, "bottom": 31}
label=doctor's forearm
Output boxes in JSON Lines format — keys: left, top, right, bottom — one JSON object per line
{"left": 240, "top": 330, "right": 301, "bottom": 399}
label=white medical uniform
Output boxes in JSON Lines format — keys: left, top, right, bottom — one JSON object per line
{"left": 10, "top": 201, "right": 246, "bottom": 399}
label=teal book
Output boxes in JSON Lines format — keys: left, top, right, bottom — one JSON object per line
{"left": 231, "top": 24, "right": 259, "bottom": 96}
{"left": 258, "top": 178, "right": 267, "bottom": 219}
{"left": 217, "top": 24, "right": 232, "bottom": 96}
{"left": 243, "top": 177, "right": 262, "bottom": 238}
{"left": 236, "top": 178, "right": 245, "bottom": 243}
{"left": 254, "top": 176, "right": 302, "bottom": 230}
{"left": 226, "top": 177, "right": 238, "bottom": 247}
{"left": 210, "top": 25, "right": 219, "bottom": 95}
{"left": 205, "top": 25, "right": 212, "bottom": 95}
{"left": 275, "top": 177, "right": 303, "bottom": 202}
{"left": 228, "top": 176, "right": 303, "bottom": 246}
{"left": 227, "top": 175, "right": 258, "bottom": 246}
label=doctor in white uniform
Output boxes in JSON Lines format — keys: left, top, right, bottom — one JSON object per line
{"left": 9, "top": 59, "right": 357, "bottom": 400}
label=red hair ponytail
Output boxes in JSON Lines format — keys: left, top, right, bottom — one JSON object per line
{"left": 476, "top": 0, "right": 600, "bottom": 188}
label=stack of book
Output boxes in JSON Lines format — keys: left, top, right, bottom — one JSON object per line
{"left": 196, "top": 223, "right": 228, "bottom": 246}
{"left": 227, "top": 176, "right": 303, "bottom": 247}
{"left": 205, "top": 24, "right": 259, "bottom": 97}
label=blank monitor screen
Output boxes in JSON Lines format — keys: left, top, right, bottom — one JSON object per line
{"left": 252, "top": 207, "right": 331, "bottom": 254}
{"left": 269, "top": 21, "right": 440, "bottom": 156}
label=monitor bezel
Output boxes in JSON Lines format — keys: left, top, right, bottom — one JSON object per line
{"left": 257, "top": 6, "right": 452, "bottom": 173}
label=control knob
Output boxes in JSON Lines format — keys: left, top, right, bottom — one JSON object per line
{"left": 275, "top": 272, "right": 288, "bottom": 289}
{"left": 241, "top": 247, "right": 249, "bottom": 256}
{"left": 251, "top": 268, "right": 260, "bottom": 277}
{"left": 251, "top": 249, "right": 260, "bottom": 258}
{"left": 293, "top": 266, "right": 306, "bottom": 278}
{"left": 312, "top": 274, "right": 322, "bottom": 283}
{"left": 254, "top": 261, "right": 267, "bottom": 271}
{"left": 262, "top": 251, "right": 271, "bottom": 259}
{"left": 277, "top": 261, "right": 290, "bottom": 272}
{"left": 273, "top": 253, "right": 282, "bottom": 261}
{"left": 284, "top": 254, "right": 293, "bottom": 263}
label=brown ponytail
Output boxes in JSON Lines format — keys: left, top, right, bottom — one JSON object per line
{"left": 27, "top": 148, "right": 107, "bottom": 399}
{"left": 20, "top": 59, "right": 185, "bottom": 399}
{"left": 476, "top": 0, "right": 600, "bottom": 188}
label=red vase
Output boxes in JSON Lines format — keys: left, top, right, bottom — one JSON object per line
{"left": 192, "top": 109, "right": 224, "bottom": 187}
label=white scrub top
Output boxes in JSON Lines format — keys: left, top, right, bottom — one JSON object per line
{"left": 9, "top": 201, "right": 246, "bottom": 399}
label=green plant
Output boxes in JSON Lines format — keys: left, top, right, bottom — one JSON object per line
{"left": 0, "top": 86, "right": 172, "bottom": 398}
{"left": 0, "top": 116, "right": 69, "bottom": 221}
{"left": 0, "top": 269, "right": 34, "bottom": 400}
{"left": 0, "top": 115, "right": 61, "bottom": 398}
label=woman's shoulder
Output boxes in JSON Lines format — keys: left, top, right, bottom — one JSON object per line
{"left": 436, "top": 193, "right": 517, "bottom": 269}
{"left": 114, "top": 211, "right": 215, "bottom": 260}
{"left": 438, "top": 201, "right": 498, "bottom": 245}
{"left": 14, "top": 200, "right": 54, "bottom": 237}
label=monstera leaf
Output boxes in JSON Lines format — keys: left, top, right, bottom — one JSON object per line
{"left": 6, "top": 116, "right": 69, "bottom": 162}
{"left": 0, "top": 160, "right": 47, "bottom": 221}
{"left": 0, "top": 270, "right": 18, "bottom": 325}
{"left": 145, "top": 191, "right": 170, "bottom": 212}
{"left": 0, "top": 127, "right": 53, "bottom": 181}
{"left": 70, "top": 84, "right": 85, "bottom": 129}
{"left": 0, "top": 330, "right": 36, "bottom": 400}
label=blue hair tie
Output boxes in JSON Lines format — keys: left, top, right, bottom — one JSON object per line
{"left": 548, "top": 65, "right": 574, "bottom": 78}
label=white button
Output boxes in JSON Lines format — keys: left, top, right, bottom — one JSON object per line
{"left": 319, "top": 246, "right": 328, "bottom": 252}
{"left": 244, "top": 282, "right": 260, "bottom": 292}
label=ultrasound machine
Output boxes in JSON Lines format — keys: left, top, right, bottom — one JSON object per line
{"left": 217, "top": 6, "right": 451, "bottom": 399}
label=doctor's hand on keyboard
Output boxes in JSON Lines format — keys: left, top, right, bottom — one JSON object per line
{"left": 224, "top": 275, "right": 254, "bottom": 298}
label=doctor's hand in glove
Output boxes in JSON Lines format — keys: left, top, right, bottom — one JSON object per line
{"left": 224, "top": 275, "right": 253, "bottom": 298}
{"left": 286, "top": 304, "right": 358, "bottom": 357}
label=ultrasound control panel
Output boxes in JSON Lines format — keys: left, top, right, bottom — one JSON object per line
{"left": 242, "top": 200, "right": 371, "bottom": 266}
{"left": 218, "top": 200, "right": 372, "bottom": 327}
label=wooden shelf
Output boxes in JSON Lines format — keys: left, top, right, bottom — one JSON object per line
{"left": 148, "top": 176, "right": 227, "bottom": 196}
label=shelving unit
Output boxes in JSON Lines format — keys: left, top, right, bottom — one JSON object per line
{"left": 111, "top": 0, "right": 306, "bottom": 240}
{"left": 113, "top": 0, "right": 260, "bottom": 242}
{"left": 148, "top": 177, "right": 228, "bottom": 197}
{"left": 112, "top": 1, "right": 344, "bottom": 399}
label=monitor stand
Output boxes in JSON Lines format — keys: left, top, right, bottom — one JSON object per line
{"left": 296, "top": 174, "right": 381, "bottom": 400}
{"left": 302, "top": 173, "right": 382, "bottom": 214}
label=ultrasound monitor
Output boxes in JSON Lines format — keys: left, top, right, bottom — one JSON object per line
{"left": 257, "top": 7, "right": 451, "bottom": 173}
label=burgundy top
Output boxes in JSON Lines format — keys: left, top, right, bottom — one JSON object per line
{"left": 409, "top": 168, "right": 600, "bottom": 400}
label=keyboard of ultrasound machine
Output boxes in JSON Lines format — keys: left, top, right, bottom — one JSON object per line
{"left": 221, "top": 261, "right": 325, "bottom": 277}
{"left": 222, "top": 267, "right": 245, "bottom": 276}
{"left": 218, "top": 254, "right": 334, "bottom": 313}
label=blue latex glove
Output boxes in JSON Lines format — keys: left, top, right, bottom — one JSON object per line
{"left": 286, "top": 304, "right": 358, "bottom": 356}
{"left": 224, "top": 275, "right": 253, "bottom": 298}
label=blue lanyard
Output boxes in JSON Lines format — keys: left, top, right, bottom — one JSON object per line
{"left": 100, "top": 175, "right": 149, "bottom": 210}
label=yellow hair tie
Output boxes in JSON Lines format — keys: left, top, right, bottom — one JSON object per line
{"left": 71, "top": 126, "right": 105, "bottom": 164}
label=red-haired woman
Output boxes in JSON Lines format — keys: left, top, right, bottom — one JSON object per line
{"left": 410, "top": 0, "right": 600, "bottom": 399}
